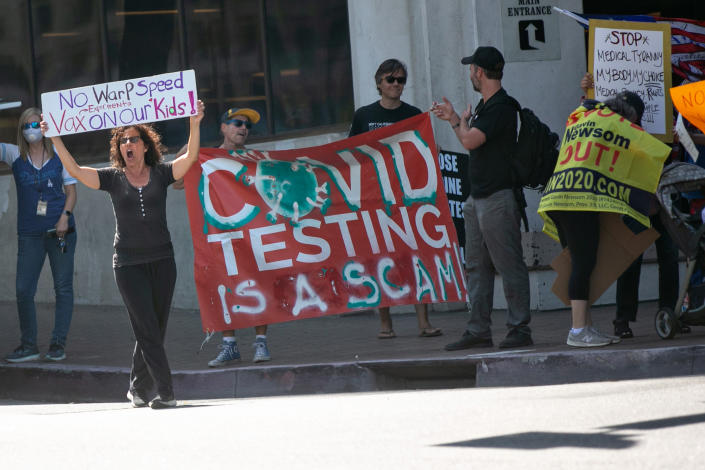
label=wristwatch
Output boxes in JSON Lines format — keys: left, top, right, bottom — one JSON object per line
{"left": 64, "top": 210, "right": 72, "bottom": 216}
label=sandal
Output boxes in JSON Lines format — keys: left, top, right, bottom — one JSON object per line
{"left": 419, "top": 327, "right": 442, "bottom": 337}
{"left": 377, "top": 330, "right": 396, "bottom": 339}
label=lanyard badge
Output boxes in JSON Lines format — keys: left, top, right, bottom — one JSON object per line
{"left": 36, "top": 199, "right": 47, "bottom": 216}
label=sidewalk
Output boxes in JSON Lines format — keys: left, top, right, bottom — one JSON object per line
{"left": 1, "top": 300, "right": 704, "bottom": 403}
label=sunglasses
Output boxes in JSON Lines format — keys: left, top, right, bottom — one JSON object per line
{"left": 119, "top": 136, "right": 141, "bottom": 145}
{"left": 384, "top": 76, "right": 407, "bottom": 84}
{"left": 23, "top": 121, "right": 40, "bottom": 129}
{"left": 225, "top": 119, "right": 252, "bottom": 129}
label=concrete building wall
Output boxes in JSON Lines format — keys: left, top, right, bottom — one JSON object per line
{"left": 0, "top": 0, "right": 666, "bottom": 312}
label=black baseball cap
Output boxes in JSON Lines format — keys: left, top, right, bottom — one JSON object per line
{"left": 616, "top": 91, "right": 645, "bottom": 125}
{"left": 461, "top": 46, "right": 505, "bottom": 72}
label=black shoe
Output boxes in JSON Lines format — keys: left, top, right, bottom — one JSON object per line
{"left": 679, "top": 324, "right": 692, "bottom": 334}
{"left": 613, "top": 320, "right": 634, "bottom": 339}
{"left": 149, "top": 396, "right": 177, "bottom": 409}
{"left": 444, "top": 331, "right": 493, "bottom": 351}
{"left": 498, "top": 329, "right": 533, "bottom": 349}
{"left": 126, "top": 390, "right": 149, "bottom": 408}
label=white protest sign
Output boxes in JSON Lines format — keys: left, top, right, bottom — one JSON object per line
{"left": 41, "top": 70, "right": 198, "bottom": 137}
{"left": 589, "top": 20, "right": 673, "bottom": 141}
{"left": 676, "top": 113, "right": 699, "bottom": 161}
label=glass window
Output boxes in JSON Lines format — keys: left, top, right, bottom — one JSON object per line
{"left": 31, "top": 0, "right": 107, "bottom": 163}
{"left": 32, "top": 0, "right": 104, "bottom": 92}
{"left": 0, "top": 0, "right": 33, "bottom": 149}
{"left": 105, "top": 0, "right": 182, "bottom": 80}
{"left": 0, "top": 0, "right": 353, "bottom": 168}
{"left": 105, "top": 0, "right": 185, "bottom": 150}
{"left": 265, "top": 0, "right": 353, "bottom": 134}
{"left": 184, "top": 0, "right": 266, "bottom": 145}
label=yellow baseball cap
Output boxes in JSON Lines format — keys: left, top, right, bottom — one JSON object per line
{"left": 221, "top": 107, "right": 261, "bottom": 124}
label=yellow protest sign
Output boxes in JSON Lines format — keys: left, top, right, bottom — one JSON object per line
{"left": 670, "top": 80, "right": 705, "bottom": 135}
{"left": 538, "top": 103, "right": 671, "bottom": 241}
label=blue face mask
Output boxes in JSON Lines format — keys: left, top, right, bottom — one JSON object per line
{"left": 23, "top": 127, "right": 43, "bottom": 144}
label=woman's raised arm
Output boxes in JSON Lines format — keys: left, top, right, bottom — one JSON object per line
{"left": 41, "top": 117, "right": 100, "bottom": 190}
{"left": 172, "top": 100, "right": 205, "bottom": 181}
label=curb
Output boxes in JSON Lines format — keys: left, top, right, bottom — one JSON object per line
{"left": 473, "top": 345, "right": 705, "bottom": 386}
{"left": 2, "top": 345, "right": 704, "bottom": 403}
{"left": 0, "top": 358, "right": 478, "bottom": 403}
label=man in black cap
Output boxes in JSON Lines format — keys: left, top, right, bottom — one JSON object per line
{"left": 432, "top": 46, "right": 533, "bottom": 350}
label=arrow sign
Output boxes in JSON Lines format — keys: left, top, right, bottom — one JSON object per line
{"left": 519, "top": 20, "right": 546, "bottom": 51}
{"left": 526, "top": 23, "right": 540, "bottom": 49}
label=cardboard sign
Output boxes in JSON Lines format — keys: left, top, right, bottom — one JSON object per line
{"left": 41, "top": 70, "right": 198, "bottom": 136}
{"left": 183, "top": 113, "right": 468, "bottom": 332}
{"left": 671, "top": 80, "right": 705, "bottom": 137}
{"left": 589, "top": 19, "right": 673, "bottom": 142}
{"left": 550, "top": 212, "right": 659, "bottom": 305}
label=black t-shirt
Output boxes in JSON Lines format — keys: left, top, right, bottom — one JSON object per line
{"left": 468, "top": 88, "right": 517, "bottom": 198}
{"left": 98, "top": 162, "right": 175, "bottom": 267}
{"left": 348, "top": 101, "right": 422, "bottom": 137}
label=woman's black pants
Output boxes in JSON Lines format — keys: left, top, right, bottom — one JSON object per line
{"left": 114, "top": 257, "right": 176, "bottom": 400}
{"left": 548, "top": 211, "right": 600, "bottom": 301}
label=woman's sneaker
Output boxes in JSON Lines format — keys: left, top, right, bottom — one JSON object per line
{"left": 5, "top": 345, "right": 40, "bottom": 363}
{"left": 566, "top": 328, "right": 611, "bottom": 347}
{"left": 208, "top": 340, "right": 241, "bottom": 367}
{"left": 45, "top": 344, "right": 66, "bottom": 361}
{"left": 149, "top": 396, "right": 177, "bottom": 409}
{"left": 126, "top": 390, "right": 148, "bottom": 408}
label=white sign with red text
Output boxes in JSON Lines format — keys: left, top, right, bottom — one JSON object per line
{"left": 41, "top": 70, "right": 198, "bottom": 136}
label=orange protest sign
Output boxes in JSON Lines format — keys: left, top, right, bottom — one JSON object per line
{"left": 670, "top": 81, "right": 705, "bottom": 135}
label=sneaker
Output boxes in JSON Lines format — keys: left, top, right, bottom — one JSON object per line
{"left": 149, "top": 396, "right": 176, "bottom": 409}
{"left": 45, "top": 343, "right": 66, "bottom": 361}
{"left": 5, "top": 345, "right": 40, "bottom": 363}
{"left": 126, "top": 390, "right": 148, "bottom": 408}
{"left": 253, "top": 338, "right": 271, "bottom": 363}
{"left": 444, "top": 331, "right": 493, "bottom": 351}
{"left": 207, "top": 340, "right": 241, "bottom": 367}
{"left": 613, "top": 320, "right": 634, "bottom": 339}
{"left": 498, "top": 328, "right": 533, "bottom": 349}
{"left": 566, "top": 328, "right": 611, "bottom": 347}
{"left": 590, "top": 326, "right": 621, "bottom": 344}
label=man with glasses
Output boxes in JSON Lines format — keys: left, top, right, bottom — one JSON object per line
{"left": 432, "top": 46, "right": 533, "bottom": 350}
{"left": 175, "top": 107, "right": 273, "bottom": 365}
{"left": 349, "top": 58, "right": 442, "bottom": 339}
{"left": 349, "top": 58, "right": 423, "bottom": 136}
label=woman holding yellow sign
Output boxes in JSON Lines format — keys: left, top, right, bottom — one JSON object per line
{"left": 538, "top": 91, "right": 671, "bottom": 348}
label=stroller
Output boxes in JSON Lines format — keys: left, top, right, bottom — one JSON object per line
{"left": 654, "top": 162, "right": 705, "bottom": 338}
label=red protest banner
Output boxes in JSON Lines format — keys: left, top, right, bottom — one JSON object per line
{"left": 183, "top": 113, "right": 467, "bottom": 332}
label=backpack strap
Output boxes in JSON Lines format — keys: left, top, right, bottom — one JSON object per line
{"left": 508, "top": 96, "right": 530, "bottom": 232}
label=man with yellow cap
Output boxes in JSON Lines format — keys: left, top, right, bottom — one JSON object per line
{"left": 174, "top": 107, "right": 272, "bottom": 365}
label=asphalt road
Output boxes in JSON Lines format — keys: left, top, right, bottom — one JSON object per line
{"left": 2, "top": 376, "right": 705, "bottom": 469}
